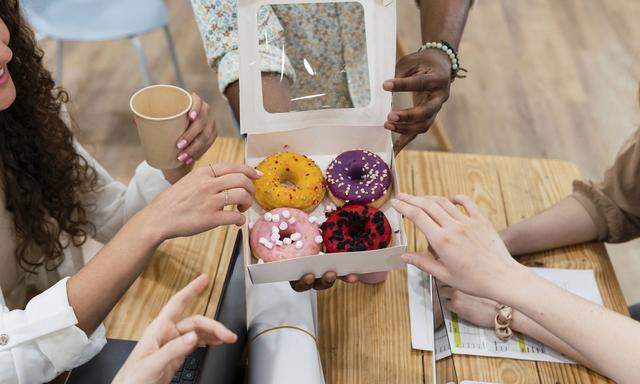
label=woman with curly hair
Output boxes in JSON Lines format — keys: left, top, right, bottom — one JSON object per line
{"left": 0, "top": 2, "right": 259, "bottom": 383}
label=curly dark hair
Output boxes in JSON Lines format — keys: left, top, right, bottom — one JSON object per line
{"left": 0, "top": 0, "right": 97, "bottom": 273}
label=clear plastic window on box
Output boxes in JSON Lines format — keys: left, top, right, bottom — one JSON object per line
{"left": 258, "top": 2, "right": 371, "bottom": 113}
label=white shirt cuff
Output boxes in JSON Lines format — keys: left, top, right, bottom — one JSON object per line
{"left": 1, "top": 278, "right": 107, "bottom": 379}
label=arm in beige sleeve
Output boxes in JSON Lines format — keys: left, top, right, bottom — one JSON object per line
{"left": 501, "top": 129, "right": 640, "bottom": 255}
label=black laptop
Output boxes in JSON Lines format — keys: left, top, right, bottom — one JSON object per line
{"left": 66, "top": 235, "right": 247, "bottom": 384}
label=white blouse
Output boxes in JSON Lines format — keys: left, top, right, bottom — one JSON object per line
{"left": 0, "top": 142, "right": 170, "bottom": 384}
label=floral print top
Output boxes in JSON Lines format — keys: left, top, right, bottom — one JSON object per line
{"left": 190, "top": 0, "right": 371, "bottom": 110}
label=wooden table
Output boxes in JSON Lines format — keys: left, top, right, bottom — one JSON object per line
{"left": 105, "top": 138, "right": 628, "bottom": 383}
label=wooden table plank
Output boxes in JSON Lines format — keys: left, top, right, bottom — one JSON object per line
{"left": 400, "top": 152, "right": 433, "bottom": 384}
{"left": 317, "top": 151, "right": 424, "bottom": 384}
{"left": 496, "top": 157, "right": 628, "bottom": 384}
{"left": 105, "top": 137, "right": 244, "bottom": 340}
{"left": 411, "top": 151, "right": 541, "bottom": 384}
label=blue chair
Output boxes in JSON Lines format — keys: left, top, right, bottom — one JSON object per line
{"left": 20, "top": 0, "right": 185, "bottom": 88}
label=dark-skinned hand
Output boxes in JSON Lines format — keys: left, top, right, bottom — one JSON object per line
{"left": 290, "top": 272, "right": 360, "bottom": 292}
{"left": 383, "top": 48, "right": 453, "bottom": 154}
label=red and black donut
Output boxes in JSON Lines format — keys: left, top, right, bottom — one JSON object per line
{"left": 320, "top": 204, "right": 391, "bottom": 253}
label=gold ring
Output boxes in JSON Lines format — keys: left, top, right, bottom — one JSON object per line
{"left": 208, "top": 163, "right": 217, "bottom": 178}
{"left": 224, "top": 189, "right": 229, "bottom": 205}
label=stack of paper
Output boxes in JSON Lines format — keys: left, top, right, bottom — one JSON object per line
{"left": 408, "top": 267, "right": 603, "bottom": 363}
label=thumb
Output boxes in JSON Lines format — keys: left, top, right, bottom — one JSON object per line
{"left": 143, "top": 331, "right": 198, "bottom": 374}
{"left": 384, "top": 55, "right": 416, "bottom": 92}
{"left": 401, "top": 252, "right": 449, "bottom": 279}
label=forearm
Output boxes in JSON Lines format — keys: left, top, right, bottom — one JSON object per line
{"left": 500, "top": 197, "right": 599, "bottom": 255}
{"left": 511, "top": 309, "right": 591, "bottom": 367}
{"left": 224, "top": 73, "right": 292, "bottom": 121}
{"left": 419, "top": 0, "right": 472, "bottom": 49}
{"left": 499, "top": 268, "right": 640, "bottom": 382}
{"left": 67, "top": 210, "right": 163, "bottom": 334}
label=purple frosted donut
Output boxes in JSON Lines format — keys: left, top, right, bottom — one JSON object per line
{"left": 326, "top": 150, "right": 392, "bottom": 207}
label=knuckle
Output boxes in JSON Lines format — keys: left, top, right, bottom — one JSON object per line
{"left": 435, "top": 196, "right": 448, "bottom": 205}
{"left": 425, "top": 200, "right": 439, "bottom": 211}
{"left": 452, "top": 224, "right": 465, "bottom": 236}
{"left": 458, "top": 194, "right": 470, "bottom": 203}
{"left": 405, "top": 207, "right": 421, "bottom": 219}
{"left": 415, "top": 63, "right": 431, "bottom": 74}
{"left": 161, "top": 321, "right": 176, "bottom": 336}
{"left": 239, "top": 189, "right": 251, "bottom": 199}
{"left": 438, "top": 233, "right": 451, "bottom": 245}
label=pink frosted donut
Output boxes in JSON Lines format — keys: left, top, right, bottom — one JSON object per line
{"left": 249, "top": 207, "right": 323, "bottom": 262}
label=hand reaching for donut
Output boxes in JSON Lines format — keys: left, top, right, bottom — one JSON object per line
{"left": 138, "top": 163, "right": 262, "bottom": 243}
{"left": 390, "top": 193, "right": 524, "bottom": 299}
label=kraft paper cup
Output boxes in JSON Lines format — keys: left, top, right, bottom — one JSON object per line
{"left": 130, "top": 85, "right": 193, "bottom": 170}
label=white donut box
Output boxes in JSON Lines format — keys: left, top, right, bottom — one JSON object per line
{"left": 238, "top": 0, "right": 406, "bottom": 284}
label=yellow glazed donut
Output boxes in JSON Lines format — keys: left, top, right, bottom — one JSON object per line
{"left": 253, "top": 152, "right": 325, "bottom": 212}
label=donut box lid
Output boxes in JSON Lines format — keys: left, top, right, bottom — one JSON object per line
{"left": 237, "top": 0, "right": 396, "bottom": 134}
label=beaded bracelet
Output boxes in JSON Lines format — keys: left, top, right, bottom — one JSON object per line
{"left": 417, "top": 40, "right": 467, "bottom": 79}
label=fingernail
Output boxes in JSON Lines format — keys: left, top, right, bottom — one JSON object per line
{"left": 383, "top": 80, "right": 394, "bottom": 90}
{"left": 178, "top": 153, "right": 188, "bottom": 162}
{"left": 177, "top": 139, "right": 187, "bottom": 149}
{"left": 185, "top": 157, "right": 194, "bottom": 165}
{"left": 184, "top": 331, "right": 197, "bottom": 344}
{"left": 190, "top": 111, "right": 198, "bottom": 119}
{"left": 255, "top": 169, "right": 264, "bottom": 177}
{"left": 389, "top": 113, "right": 400, "bottom": 122}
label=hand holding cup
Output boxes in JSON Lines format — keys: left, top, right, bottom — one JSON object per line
{"left": 130, "top": 85, "right": 217, "bottom": 184}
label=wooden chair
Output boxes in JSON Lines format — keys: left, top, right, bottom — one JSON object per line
{"left": 396, "top": 39, "right": 453, "bottom": 152}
